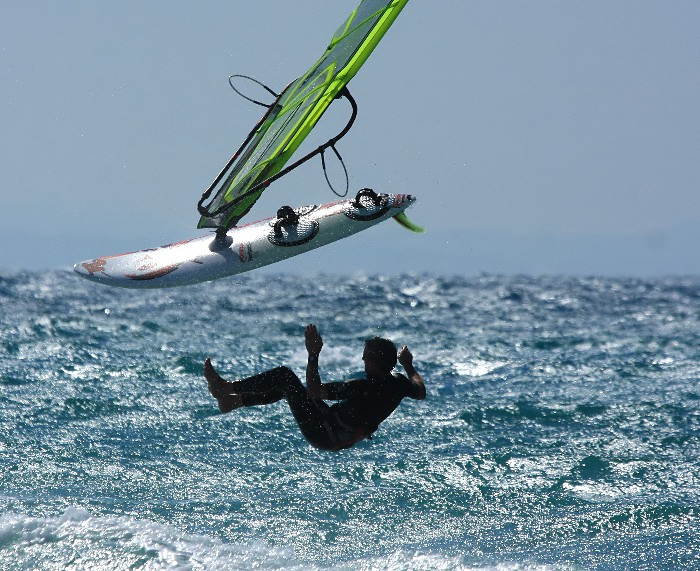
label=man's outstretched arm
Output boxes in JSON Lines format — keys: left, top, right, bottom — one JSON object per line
{"left": 398, "top": 346, "right": 426, "bottom": 400}
{"left": 305, "top": 324, "right": 327, "bottom": 399}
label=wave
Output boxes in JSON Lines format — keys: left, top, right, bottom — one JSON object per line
{"left": 0, "top": 507, "right": 295, "bottom": 571}
{"left": 0, "top": 508, "right": 562, "bottom": 571}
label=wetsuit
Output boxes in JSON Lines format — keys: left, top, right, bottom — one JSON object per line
{"left": 220, "top": 366, "right": 415, "bottom": 451}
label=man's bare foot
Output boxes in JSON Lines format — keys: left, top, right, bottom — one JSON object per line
{"left": 204, "top": 358, "right": 244, "bottom": 413}
{"left": 204, "top": 358, "right": 228, "bottom": 398}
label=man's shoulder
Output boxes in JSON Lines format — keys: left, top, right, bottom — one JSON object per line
{"left": 391, "top": 372, "right": 413, "bottom": 394}
{"left": 391, "top": 372, "right": 409, "bottom": 383}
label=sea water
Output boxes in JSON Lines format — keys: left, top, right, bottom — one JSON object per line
{"left": 0, "top": 270, "right": 698, "bottom": 570}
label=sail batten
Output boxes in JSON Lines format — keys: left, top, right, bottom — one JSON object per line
{"left": 197, "top": 0, "right": 409, "bottom": 231}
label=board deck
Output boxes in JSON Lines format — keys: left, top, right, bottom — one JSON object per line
{"left": 74, "top": 192, "right": 416, "bottom": 288}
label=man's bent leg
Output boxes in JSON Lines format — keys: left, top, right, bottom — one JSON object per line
{"left": 204, "top": 361, "right": 336, "bottom": 448}
{"left": 241, "top": 367, "right": 338, "bottom": 450}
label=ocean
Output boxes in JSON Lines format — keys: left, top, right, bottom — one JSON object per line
{"left": 0, "top": 270, "right": 698, "bottom": 570}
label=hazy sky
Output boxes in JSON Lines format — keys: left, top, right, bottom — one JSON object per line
{"left": 2, "top": 1, "right": 699, "bottom": 276}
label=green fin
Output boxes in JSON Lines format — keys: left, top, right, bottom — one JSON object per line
{"left": 393, "top": 212, "right": 425, "bottom": 233}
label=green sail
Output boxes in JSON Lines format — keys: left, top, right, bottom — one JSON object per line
{"left": 197, "top": 0, "right": 409, "bottom": 230}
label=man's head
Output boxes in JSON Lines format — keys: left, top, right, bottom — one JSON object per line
{"left": 363, "top": 337, "right": 397, "bottom": 374}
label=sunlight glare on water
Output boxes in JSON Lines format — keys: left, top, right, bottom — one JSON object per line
{"left": 0, "top": 271, "right": 698, "bottom": 569}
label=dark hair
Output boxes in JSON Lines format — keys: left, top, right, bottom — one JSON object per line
{"left": 364, "top": 337, "right": 397, "bottom": 372}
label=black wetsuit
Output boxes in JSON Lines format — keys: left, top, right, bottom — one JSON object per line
{"left": 223, "top": 366, "right": 415, "bottom": 451}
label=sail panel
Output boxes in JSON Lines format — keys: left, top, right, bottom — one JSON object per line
{"left": 197, "top": 0, "right": 409, "bottom": 230}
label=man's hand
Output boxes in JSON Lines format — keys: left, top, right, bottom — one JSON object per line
{"left": 305, "top": 324, "right": 323, "bottom": 357}
{"left": 398, "top": 345, "right": 426, "bottom": 400}
{"left": 398, "top": 345, "right": 413, "bottom": 369}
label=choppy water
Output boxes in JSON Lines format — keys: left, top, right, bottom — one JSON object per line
{"left": 0, "top": 270, "right": 698, "bottom": 570}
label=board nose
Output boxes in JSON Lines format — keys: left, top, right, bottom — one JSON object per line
{"left": 73, "top": 259, "right": 102, "bottom": 278}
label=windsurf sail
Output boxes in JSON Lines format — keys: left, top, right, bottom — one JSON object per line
{"left": 197, "top": 0, "right": 409, "bottom": 231}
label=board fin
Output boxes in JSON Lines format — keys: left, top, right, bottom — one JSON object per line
{"left": 393, "top": 212, "right": 425, "bottom": 233}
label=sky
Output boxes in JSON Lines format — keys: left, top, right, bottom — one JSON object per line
{"left": 2, "top": 1, "right": 699, "bottom": 277}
